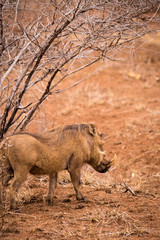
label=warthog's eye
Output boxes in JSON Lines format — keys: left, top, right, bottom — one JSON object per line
{"left": 100, "top": 133, "right": 104, "bottom": 139}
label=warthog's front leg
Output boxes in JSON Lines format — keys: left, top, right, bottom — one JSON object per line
{"left": 68, "top": 168, "right": 84, "bottom": 201}
{"left": 46, "top": 173, "right": 58, "bottom": 205}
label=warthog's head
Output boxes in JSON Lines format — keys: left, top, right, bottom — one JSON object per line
{"left": 87, "top": 124, "right": 114, "bottom": 173}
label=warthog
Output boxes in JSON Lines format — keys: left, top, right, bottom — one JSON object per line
{"left": 0, "top": 123, "right": 114, "bottom": 209}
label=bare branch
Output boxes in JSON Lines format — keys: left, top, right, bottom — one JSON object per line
{"left": 0, "top": 0, "right": 159, "bottom": 138}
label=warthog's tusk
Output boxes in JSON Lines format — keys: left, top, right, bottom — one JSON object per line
{"left": 99, "top": 150, "right": 106, "bottom": 155}
{"left": 107, "top": 154, "right": 117, "bottom": 167}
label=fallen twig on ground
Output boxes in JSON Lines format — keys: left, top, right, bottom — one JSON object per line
{"left": 123, "top": 181, "right": 141, "bottom": 197}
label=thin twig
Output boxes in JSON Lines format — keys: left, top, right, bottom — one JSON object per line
{"left": 123, "top": 181, "right": 141, "bottom": 197}
{"left": 0, "top": 211, "right": 37, "bottom": 219}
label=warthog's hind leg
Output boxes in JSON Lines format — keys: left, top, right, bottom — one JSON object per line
{"left": 2, "top": 166, "right": 13, "bottom": 187}
{"left": 9, "top": 168, "right": 28, "bottom": 210}
{"left": 0, "top": 167, "right": 13, "bottom": 204}
{"left": 68, "top": 168, "right": 84, "bottom": 201}
{"left": 46, "top": 173, "right": 58, "bottom": 205}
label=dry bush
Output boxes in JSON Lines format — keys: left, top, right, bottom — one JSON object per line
{"left": 0, "top": 0, "right": 160, "bottom": 138}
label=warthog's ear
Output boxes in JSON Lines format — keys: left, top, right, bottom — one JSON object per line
{"left": 88, "top": 123, "right": 96, "bottom": 136}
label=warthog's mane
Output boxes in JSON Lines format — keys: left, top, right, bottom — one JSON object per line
{"left": 48, "top": 124, "right": 91, "bottom": 133}
{"left": 12, "top": 124, "right": 92, "bottom": 145}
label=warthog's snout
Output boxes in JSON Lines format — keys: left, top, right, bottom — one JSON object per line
{"left": 95, "top": 155, "right": 116, "bottom": 173}
{"left": 95, "top": 160, "right": 112, "bottom": 173}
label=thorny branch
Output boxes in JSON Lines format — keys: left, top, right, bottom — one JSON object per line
{"left": 0, "top": 0, "right": 160, "bottom": 138}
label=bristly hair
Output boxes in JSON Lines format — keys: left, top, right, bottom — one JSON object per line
{"left": 63, "top": 124, "right": 90, "bottom": 132}
{"left": 48, "top": 123, "right": 91, "bottom": 134}
{"left": 11, "top": 124, "right": 93, "bottom": 145}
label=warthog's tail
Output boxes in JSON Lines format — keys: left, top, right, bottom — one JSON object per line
{"left": 0, "top": 139, "right": 14, "bottom": 187}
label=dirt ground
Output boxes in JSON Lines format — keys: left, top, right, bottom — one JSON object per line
{"left": 0, "top": 41, "right": 160, "bottom": 239}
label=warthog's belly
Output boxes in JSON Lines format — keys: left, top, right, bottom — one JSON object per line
{"left": 30, "top": 166, "right": 48, "bottom": 175}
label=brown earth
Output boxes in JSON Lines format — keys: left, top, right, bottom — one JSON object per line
{"left": 0, "top": 42, "right": 160, "bottom": 239}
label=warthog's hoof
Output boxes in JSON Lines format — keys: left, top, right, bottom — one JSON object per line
{"left": 9, "top": 199, "right": 17, "bottom": 211}
{"left": 9, "top": 203, "right": 20, "bottom": 211}
{"left": 78, "top": 198, "right": 86, "bottom": 203}
{"left": 76, "top": 194, "right": 85, "bottom": 202}
{"left": 48, "top": 199, "right": 54, "bottom": 206}
{"left": 46, "top": 196, "right": 54, "bottom": 206}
